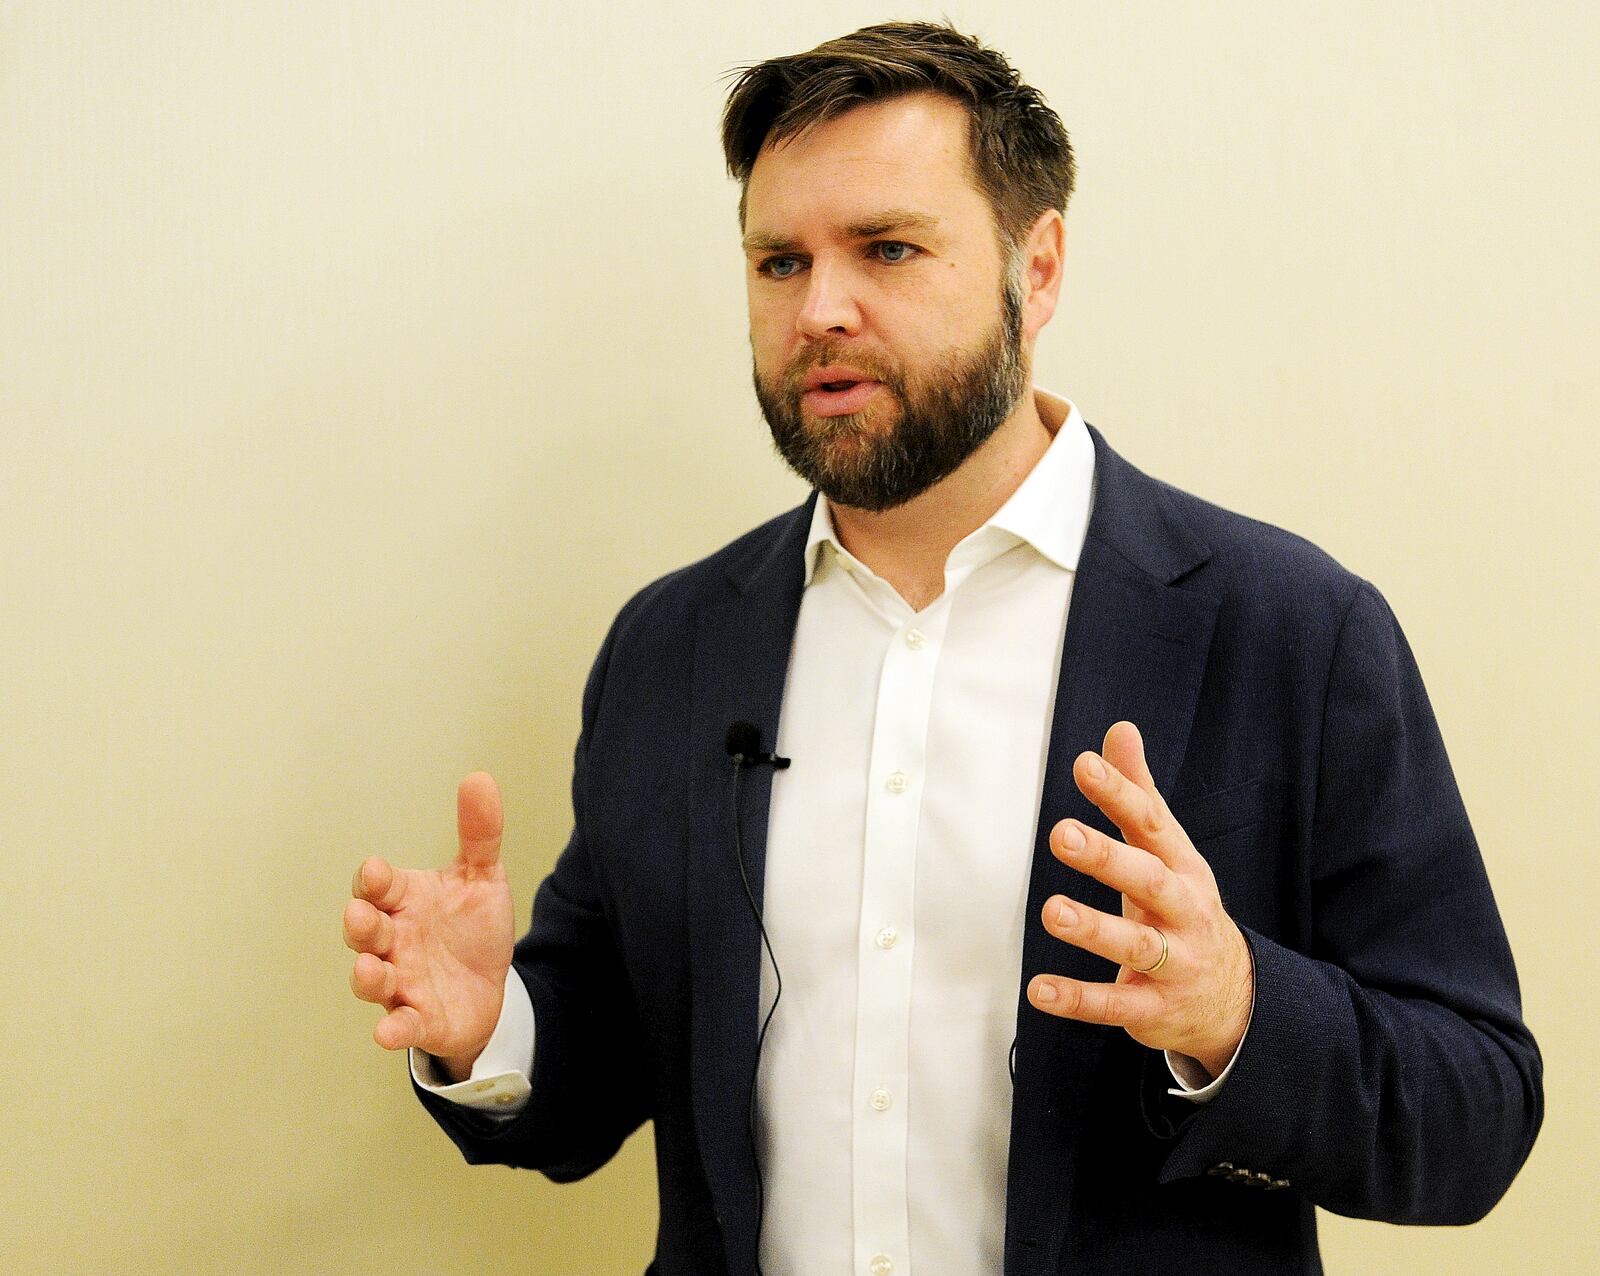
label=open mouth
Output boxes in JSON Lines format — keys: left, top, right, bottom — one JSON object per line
{"left": 801, "top": 378, "right": 883, "bottom": 417}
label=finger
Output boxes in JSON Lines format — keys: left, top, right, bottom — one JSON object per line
{"left": 352, "top": 856, "right": 406, "bottom": 910}
{"left": 1026, "top": 972, "right": 1161, "bottom": 1026}
{"left": 456, "top": 771, "right": 504, "bottom": 869}
{"left": 342, "top": 897, "right": 395, "bottom": 956}
{"left": 1073, "top": 740, "right": 1191, "bottom": 870}
{"left": 349, "top": 952, "right": 400, "bottom": 1007}
{"left": 1103, "top": 719, "right": 1160, "bottom": 789}
{"left": 373, "top": 1004, "right": 425, "bottom": 1051}
{"left": 1042, "top": 894, "right": 1172, "bottom": 975}
{"left": 1050, "top": 819, "right": 1191, "bottom": 921}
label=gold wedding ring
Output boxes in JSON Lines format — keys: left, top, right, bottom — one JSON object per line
{"left": 1135, "top": 926, "right": 1169, "bottom": 975}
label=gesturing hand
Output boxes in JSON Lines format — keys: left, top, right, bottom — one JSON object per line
{"left": 344, "top": 771, "right": 516, "bottom": 1080}
{"left": 1026, "top": 721, "right": 1254, "bottom": 1081}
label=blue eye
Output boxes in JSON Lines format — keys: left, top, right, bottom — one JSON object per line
{"left": 760, "top": 256, "right": 803, "bottom": 279}
{"left": 874, "top": 241, "right": 916, "bottom": 263}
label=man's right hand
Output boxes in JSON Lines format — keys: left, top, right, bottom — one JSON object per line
{"left": 344, "top": 771, "right": 516, "bottom": 1082}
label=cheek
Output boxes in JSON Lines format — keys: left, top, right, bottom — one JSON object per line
{"left": 748, "top": 303, "right": 801, "bottom": 373}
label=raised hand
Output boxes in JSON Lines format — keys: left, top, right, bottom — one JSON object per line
{"left": 344, "top": 771, "right": 516, "bottom": 1080}
{"left": 1026, "top": 721, "right": 1254, "bottom": 1080}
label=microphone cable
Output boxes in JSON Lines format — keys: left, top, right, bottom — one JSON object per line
{"left": 726, "top": 729, "right": 787, "bottom": 1276}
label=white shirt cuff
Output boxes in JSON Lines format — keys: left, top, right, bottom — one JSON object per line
{"left": 1164, "top": 1000, "right": 1254, "bottom": 1103}
{"left": 409, "top": 965, "right": 535, "bottom": 1115}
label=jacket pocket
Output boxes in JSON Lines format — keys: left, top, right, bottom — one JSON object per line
{"left": 1167, "top": 774, "right": 1265, "bottom": 843}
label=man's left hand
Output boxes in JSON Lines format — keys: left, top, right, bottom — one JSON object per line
{"left": 1027, "top": 720, "right": 1254, "bottom": 1081}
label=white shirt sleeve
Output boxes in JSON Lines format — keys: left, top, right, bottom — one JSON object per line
{"left": 1163, "top": 994, "right": 1254, "bottom": 1103}
{"left": 409, "top": 965, "right": 535, "bottom": 1116}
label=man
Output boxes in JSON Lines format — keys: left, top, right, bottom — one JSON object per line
{"left": 343, "top": 22, "right": 1541, "bottom": 1275}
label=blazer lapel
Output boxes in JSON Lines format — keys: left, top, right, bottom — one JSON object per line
{"left": 685, "top": 498, "right": 814, "bottom": 1276}
{"left": 1004, "top": 424, "right": 1220, "bottom": 1274}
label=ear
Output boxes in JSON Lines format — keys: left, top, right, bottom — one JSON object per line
{"left": 1017, "top": 208, "right": 1065, "bottom": 342}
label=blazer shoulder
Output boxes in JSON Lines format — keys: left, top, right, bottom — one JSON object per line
{"left": 605, "top": 497, "right": 811, "bottom": 642}
{"left": 1087, "top": 423, "right": 1366, "bottom": 624}
{"left": 1155, "top": 471, "right": 1367, "bottom": 615}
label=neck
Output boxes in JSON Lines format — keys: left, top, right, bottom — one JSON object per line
{"left": 829, "top": 386, "right": 1059, "bottom": 610}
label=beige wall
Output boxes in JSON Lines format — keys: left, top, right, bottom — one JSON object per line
{"left": 2, "top": 3, "right": 1594, "bottom": 1271}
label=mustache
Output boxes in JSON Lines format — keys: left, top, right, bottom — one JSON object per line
{"left": 779, "top": 346, "right": 899, "bottom": 391}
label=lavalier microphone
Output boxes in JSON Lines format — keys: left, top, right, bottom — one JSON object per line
{"left": 725, "top": 720, "right": 792, "bottom": 769}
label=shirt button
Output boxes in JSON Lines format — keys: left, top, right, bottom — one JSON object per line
{"left": 869, "top": 1088, "right": 893, "bottom": 1111}
{"left": 874, "top": 926, "right": 898, "bottom": 949}
{"left": 904, "top": 628, "right": 925, "bottom": 649}
{"left": 885, "top": 771, "right": 908, "bottom": 794}
{"left": 869, "top": 1256, "right": 893, "bottom": 1276}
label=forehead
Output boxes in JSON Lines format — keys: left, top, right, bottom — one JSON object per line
{"left": 742, "top": 91, "right": 993, "bottom": 239}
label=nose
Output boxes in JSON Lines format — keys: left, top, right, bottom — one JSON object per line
{"left": 795, "top": 260, "right": 862, "bottom": 340}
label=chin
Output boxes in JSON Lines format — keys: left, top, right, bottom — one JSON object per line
{"left": 807, "top": 396, "right": 900, "bottom": 437}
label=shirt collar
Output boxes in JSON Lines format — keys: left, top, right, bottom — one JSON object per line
{"left": 801, "top": 386, "right": 1094, "bottom": 586}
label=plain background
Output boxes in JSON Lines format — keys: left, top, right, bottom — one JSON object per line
{"left": 2, "top": 2, "right": 1595, "bottom": 1272}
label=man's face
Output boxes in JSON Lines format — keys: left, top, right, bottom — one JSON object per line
{"left": 742, "top": 92, "right": 1029, "bottom": 513}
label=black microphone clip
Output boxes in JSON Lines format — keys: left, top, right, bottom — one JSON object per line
{"left": 724, "top": 720, "right": 791, "bottom": 770}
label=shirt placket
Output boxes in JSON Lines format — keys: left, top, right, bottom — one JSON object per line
{"left": 851, "top": 588, "right": 949, "bottom": 1276}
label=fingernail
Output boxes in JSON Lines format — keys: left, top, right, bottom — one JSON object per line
{"left": 1084, "top": 755, "right": 1105, "bottom": 781}
{"left": 1053, "top": 899, "right": 1076, "bottom": 928}
{"left": 1060, "top": 824, "right": 1085, "bottom": 852}
{"left": 1034, "top": 980, "right": 1058, "bottom": 1004}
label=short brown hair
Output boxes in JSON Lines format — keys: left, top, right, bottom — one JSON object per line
{"left": 721, "top": 21, "right": 1075, "bottom": 251}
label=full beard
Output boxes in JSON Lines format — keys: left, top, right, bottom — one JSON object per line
{"left": 752, "top": 275, "right": 1028, "bottom": 514}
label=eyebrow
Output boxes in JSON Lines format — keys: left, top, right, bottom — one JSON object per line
{"left": 741, "top": 208, "right": 943, "bottom": 255}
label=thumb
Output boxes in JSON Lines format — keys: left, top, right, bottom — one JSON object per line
{"left": 1101, "top": 720, "right": 1159, "bottom": 795}
{"left": 455, "top": 771, "right": 504, "bottom": 868}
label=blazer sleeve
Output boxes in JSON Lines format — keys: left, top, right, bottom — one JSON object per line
{"left": 1142, "top": 578, "right": 1543, "bottom": 1223}
{"left": 413, "top": 608, "right": 653, "bottom": 1182}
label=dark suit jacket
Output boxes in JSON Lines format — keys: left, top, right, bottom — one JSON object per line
{"left": 417, "top": 422, "right": 1542, "bottom": 1275}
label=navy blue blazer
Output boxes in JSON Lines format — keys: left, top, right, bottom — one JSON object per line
{"left": 418, "top": 422, "right": 1542, "bottom": 1275}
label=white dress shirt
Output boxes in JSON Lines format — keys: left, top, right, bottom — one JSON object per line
{"left": 414, "top": 389, "right": 1244, "bottom": 1274}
